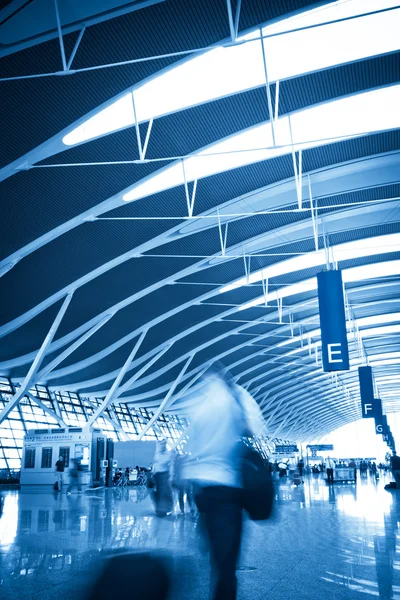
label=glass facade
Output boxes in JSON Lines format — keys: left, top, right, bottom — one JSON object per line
{"left": 0, "top": 378, "right": 189, "bottom": 479}
{"left": 0, "top": 378, "right": 274, "bottom": 479}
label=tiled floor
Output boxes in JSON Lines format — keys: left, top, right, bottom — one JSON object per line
{"left": 1, "top": 473, "right": 399, "bottom": 599}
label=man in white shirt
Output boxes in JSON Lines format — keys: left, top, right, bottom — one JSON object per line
{"left": 326, "top": 456, "right": 335, "bottom": 484}
{"left": 182, "top": 368, "right": 264, "bottom": 600}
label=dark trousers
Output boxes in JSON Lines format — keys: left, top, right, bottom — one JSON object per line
{"left": 326, "top": 468, "right": 334, "bottom": 484}
{"left": 154, "top": 472, "right": 173, "bottom": 515}
{"left": 195, "top": 486, "right": 243, "bottom": 600}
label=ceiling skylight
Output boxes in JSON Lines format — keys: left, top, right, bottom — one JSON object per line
{"left": 276, "top": 313, "right": 400, "bottom": 350}
{"left": 63, "top": 0, "right": 400, "bottom": 147}
{"left": 122, "top": 85, "right": 400, "bottom": 202}
{"left": 220, "top": 233, "right": 400, "bottom": 294}
{"left": 237, "top": 252, "right": 400, "bottom": 311}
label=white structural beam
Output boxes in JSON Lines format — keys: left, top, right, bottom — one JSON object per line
{"left": 86, "top": 331, "right": 147, "bottom": 426}
{"left": 25, "top": 391, "right": 67, "bottom": 428}
{"left": 137, "top": 355, "right": 194, "bottom": 440}
{"left": 0, "top": 294, "right": 73, "bottom": 424}
{"left": 35, "top": 314, "right": 112, "bottom": 382}
{"left": 114, "top": 343, "right": 173, "bottom": 400}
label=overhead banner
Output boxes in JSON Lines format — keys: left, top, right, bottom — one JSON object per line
{"left": 359, "top": 366, "right": 378, "bottom": 418}
{"left": 275, "top": 445, "right": 299, "bottom": 454}
{"left": 307, "top": 444, "right": 334, "bottom": 452}
{"left": 317, "top": 270, "right": 349, "bottom": 372}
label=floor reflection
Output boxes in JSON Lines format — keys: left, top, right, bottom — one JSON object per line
{"left": 1, "top": 475, "right": 400, "bottom": 599}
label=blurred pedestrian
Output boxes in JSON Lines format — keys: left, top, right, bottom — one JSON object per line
{"left": 182, "top": 367, "right": 264, "bottom": 600}
{"left": 67, "top": 458, "right": 82, "bottom": 494}
{"left": 153, "top": 440, "right": 173, "bottom": 516}
{"left": 173, "top": 453, "right": 195, "bottom": 516}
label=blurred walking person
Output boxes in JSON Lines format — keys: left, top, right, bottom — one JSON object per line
{"left": 153, "top": 440, "right": 173, "bottom": 516}
{"left": 182, "top": 367, "right": 264, "bottom": 600}
{"left": 67, "top": 458, "right": 82, "bottom": 494}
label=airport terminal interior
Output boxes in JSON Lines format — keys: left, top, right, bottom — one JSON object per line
{"left": 1, "top": 0, "right": 400, "bottom": 598}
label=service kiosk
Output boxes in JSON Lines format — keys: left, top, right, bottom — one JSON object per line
{"left": 20, "top": 427, "right": 108, "bottom": 487}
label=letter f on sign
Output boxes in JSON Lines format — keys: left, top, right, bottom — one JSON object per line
{"left": 364, "top": 403, "right": 372, "bottom": 416}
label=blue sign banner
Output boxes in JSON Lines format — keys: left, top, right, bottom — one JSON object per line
{"left": 307, "top": 444, "right": 334, "bottom": 451}
{"left": 275, "top": 445, "right": 299, "bottom": 454}
{"left": 317, "top": 270, "right": 350, "bottom": 372}
{"left": 359, "top": 366, "right": 378, "bottom": 418}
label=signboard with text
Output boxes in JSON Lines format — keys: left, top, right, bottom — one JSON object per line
{"left": 275, "top": 445, "right": 299, "bottom": 454}
{"left": 317, "top": 270, "right": 350, "bottom": 372}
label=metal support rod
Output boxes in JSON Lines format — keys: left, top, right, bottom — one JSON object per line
{"left": 289, "top": 117, "right": 303, "bottom": 209}
{"left": 234, "top": 0, "right": 242, "bottom": 38}
{"left": 86, "top": 331, "right": 147, "bottom": 426}
{"left": 36, "top": 314, "right": 112, "bottom": 382}
{"left": 67, "top": 26, "right": 86, "bottom": 70}
{"left": 142, "top": 118, "right": 153, "bottom": 160}
{"left": 243, "top": 249, "right": 250, "bottom": 284}
{"left": 274, "top": 80, "right": 280, "bottom": 121}
{"left": 0, "top": 293, "right": 73, "bottom": 424}
{"left": 277, "top": 294, "right": 283, "bottom": 323}
{"left": 289, "top": 311, "right": 294, "bottom": 337}
{"left": 226, "top": 0, "right": 236, "bottom": 42}
{"left": 217, "top": 211, "right": 229, "bottom": 256}
{"left": 260, "top": 28, "right": 276, "bottom": 146}
{"left": 262, "top": 273, "right": 268, "bottom": 306}
{"left": 182, "top": 160, "right": 197, "bottom": 218}
{"left": 26, "top": 391, "right": 67, "bottom": 428}
{"left": 308, "top": 175, "right": 319, "bottom": 252}
{"left": 54, "top": 0, "right": 67, "bottom": 71}
{"left": 137, "top": 355, "right": 194, "bottom": 440}
{"left": 131, "top": 92, "right": 144, "bottom": 160}
{"left": 115, "top": 343, "right": 173, "bottom": 400}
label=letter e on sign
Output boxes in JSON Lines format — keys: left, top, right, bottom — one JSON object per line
{"left": 327, "top": 343, "right": 343, "bottom": 363}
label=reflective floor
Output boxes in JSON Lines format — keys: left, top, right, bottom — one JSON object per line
{"left": 1, "top": 473, "right": 400, "bottom": 600}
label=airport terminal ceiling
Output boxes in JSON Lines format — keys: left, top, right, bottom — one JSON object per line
{"left": 0, "top": 0, "right": 400, "bottom": 444}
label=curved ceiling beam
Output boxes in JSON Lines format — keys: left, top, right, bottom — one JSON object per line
{"left": 47, "top": 279, "right": 399, "bottom": 399}
{"left": 2, "top": 195, "right": 398, "bottom": 372}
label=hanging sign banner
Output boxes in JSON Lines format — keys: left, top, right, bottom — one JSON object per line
{"left": 359, "top": 366, "right": 377, "bottom": 418}
{"left": 374, "top": 400, "right": 385, "bottom": 433}
{"left": 317, "top": 270, "right": 350, "bottom": 372}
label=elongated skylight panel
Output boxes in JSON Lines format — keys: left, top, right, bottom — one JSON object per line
{"left": 220, "top": 233, "right": 400, "bottom": 294}
{"left": 123, "top": 85, "right": 400, "bottom": 201}
{"left": 238, "top": 259, "right": 400, "bottom": 311}
{"left": 63, "top": 0, "right": 400, "bottom": 146}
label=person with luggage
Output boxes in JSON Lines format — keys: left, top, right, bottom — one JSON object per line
{"left": 182, "top": 367, "right": 264, "bottom": 600}
{"left": 298, "top": 458, "right": 304, "bottom": 477}
{"left": 55, "top": 455, "right": 65, "bottom": 492}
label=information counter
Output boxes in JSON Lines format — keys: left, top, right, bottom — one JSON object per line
{"left": 333, "top": 467, "right": 356, "bottom": 482}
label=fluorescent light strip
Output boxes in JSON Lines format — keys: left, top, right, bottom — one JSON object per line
{"left": 221, "top": 233, "right": 400, "bottom": 294}
{"left": 284, "top": 324, "right": 400, "bottom": 358}
{"left": 122, "top": 85, "right": 400, "bottom": 202}
{"left": 238, "top": 259, "right": 400, "bottom": 311}
{"left": 276, "top": 313, "right": 400, "bottom": 353}
{"left": 63, "top": 1, "right": 400, "bottom": 146}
